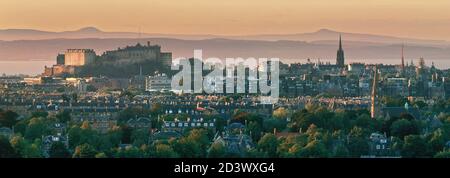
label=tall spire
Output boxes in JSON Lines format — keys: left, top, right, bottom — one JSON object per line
{"left": 401, "top": 43, "right": 405, "bottom": 73}
{"left": 371, "top": 65, "right": 378, "bottom": 119}
{"left": 336, "top": 34, "right": 345, "bottom": 67}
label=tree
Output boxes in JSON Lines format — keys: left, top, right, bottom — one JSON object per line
{"left": 73, "top": 143, "right": 98, "bottom": 158}
{"left": 273, "top": 107, "right": 288, "bottom": 119}
{"left": 257, "top": 133, "right": 279, "bottom": 157}
{"left": 155, "top": 144, "right": 178, "bottom": 158}
{"left": 333, "top": 144, "right": 350, "bottom": 157}
{"left": 247, "top": 120, "right": 263, "bottom": 141}
{"left": 68, "top": 125, "right": 100, "bottom": 149}
{"left": 150, "top": 103, "right": 162, "bottom": 115}
{"left": 382, "top": 97, "right": 408, "bottom": 107}
{"left": 56, "top": 110, "right": 71, "bottom": 123}
{"left": 10, "top": 135, "right": 41, "bottom": 158}
{"left": 131, "top": 129, "right": 149, "bottom": 146}
{"left": 103, "top": 127, "right": 122, "bottom": 149}
{"left": 298, "top": 140, "right": 328, "bottom": 158}
{"left": 434, "top": 150, "right": 450, "bottom": 158}
{"left": 186, "top": 129, "right": 210, "bottom": 152}
{"left": 0, "top": 136, "right": 17, "bottom": 158}
{"left": 208, "top": 142, "right": 226, "bottom": 158}
{"left": 172, "top": 129, "right": 211, "bottom": 158}
{"left": 0, "top": 110, "right": 19, "bottom": 127}
{"left": 31, "top": 111, "right": 48, "bottom": 118}
{"left": 215, "top": 117, "right": 227, "bottom": 133}
{"left": 390, "top": 119, "right": 419, "bottom": 139}
{"left": 24, "top": 118, "right": 49, "bottom": 140}
{"left": 95, "top": 152, "right": 108, "bottom": 158}
{"left": 232, "top": 112, "right": 263, "bottom": 141}
{"left": 347, "top": 127, "right": 369, "bottom": 157}
{"left": 49, "top": 142, "right": 70, "bottom": 158}
{"left": 80, "top": 121, "right": 90, "bottom": 129}
{"left": 427, "top": 128, "right": 446, "bottom": 155}
{"left": 414, "top": 100, "right": 428, "bottom": 109}
{"left": 402, "top": 135, "right": 428, "bottom": 158}
{"left": 277, "top": 136, "right": 304, "bottom": 158}
{"left": 173, "top": 137, "right": 203, "bottom": 158}
{"left": 263, "top": 118, "right": 286, "bottom": 133}
{"left": 114, "top": 145, "right": 142, "bottom": 158}
{"left": 121, "top": 126, "right": 133, "bottom": 144}
{"left": 290, "top": 110, "right": 315, "bottom": 132}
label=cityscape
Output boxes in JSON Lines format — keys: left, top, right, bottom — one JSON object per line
{"left": 0, "top": 0, "right": 449, "bottom": 160}
{"left": 1, "top": 35, "right": 449, "bottom": 158}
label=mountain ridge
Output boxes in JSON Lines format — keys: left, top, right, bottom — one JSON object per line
{"left": 1, "top": 37, "right": 449, "bottom": 62}
{"left": 0, "top": 27, "right": 448, "bottom": 46}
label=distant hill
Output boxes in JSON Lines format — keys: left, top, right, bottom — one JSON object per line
{"left": 1, "top": 38, "right": 450, "bottom": 62}
{"left": 1, "top": 27, "right": 450, "bottom": 63}
{"left": 1, "top": 27, "right": 449, "bottom": 46}
{"left": 233, "top": 29, "right": 450, "bottom": 46}
{"left": 0, "top": 27, "right": 218, "bottom": 41}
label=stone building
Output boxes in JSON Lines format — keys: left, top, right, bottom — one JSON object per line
{"left": 101, "top": 42, "right": 172, "bottom": 66}
{"left": 64, "top": 49, "right": 96, "bottom": 66}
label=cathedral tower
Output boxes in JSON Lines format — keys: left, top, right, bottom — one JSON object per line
{"left": 336, "top": 35, "right": 345, "bottom": 67}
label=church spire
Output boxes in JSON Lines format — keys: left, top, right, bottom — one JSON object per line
{"left": 401, "top": 43, "right": 405, "bottom": 74}
{"left": 336, "top": 34, "right": 345, "bottom": 67}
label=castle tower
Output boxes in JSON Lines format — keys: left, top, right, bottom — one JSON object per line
{"left": 336, "top": 35, "right": 345, "bottom": 67}
{"left": 371, "top": 65, "right": 378, "bottom": 119}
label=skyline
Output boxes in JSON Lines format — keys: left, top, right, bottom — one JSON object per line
{"left": 1, "top": 0, "right": 450, "bottom": 40}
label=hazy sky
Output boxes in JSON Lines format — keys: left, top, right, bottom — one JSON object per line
{"left": 1, "top": 0, "right": 450, "bottom": 40}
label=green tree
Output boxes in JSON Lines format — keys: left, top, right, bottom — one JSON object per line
{"left": 68, "top": 124, "right": 100, "bottom": 149}
{"left": 49, "top": 142, "right": 70, "bottom": 158}
{"left": 114, "top": 145, "right": 143, "bottom": 158}
{"left": 0, "top": 110, "right": 19, "bottom": 127}
{"left": 155, "top": 144, "right": 178, "bottom": 158}
{"left": 10, "top": 135, "right": 42, "bottom": 158}
{"left": 390, "top": 119, "right": 419, "bottom": 139}
{"left": 95, "top": 152, "right": 108, "bottom": 158}
{"left": 232, "top": 111, "right": 263, "bottom": 141}
{"left": 434, "top": 150, "right": 450, "bottom": 158}
{"left": 257, "top": 133, "right": 279, "bottom": 157}
{"left": 347, "top": 127, "right": 369, "bottom": 157}
{"left": 277, "top": 136, "right": 305, "bottom": 158}
{"left": 56, "top": 110, "right": 71, "bottom": 123}
{"left": 186, "top": 129, "right": 210, "bottom": 152}
{"left": 263, "top": 118, "right": 286, "bottom": 133}
{"left": 24, "top": 118, "right": 50, "bottom": 140}
{"left": 131, "top": 129, "right": 149, "bottom": 146}
{"left": 427, "top": 128, "right": 446, "bottom": 155}
{"left": 414, "top": 100, "right": 428, "bottom": 109}
{"left": 73, "top": 143, "right": 98, "bottom": 158}
{"left": 290, "top": 110, "right": 315, "bottom": 132}
{"left": 173, "top": 137, "right": 203, "bottom": 158}
{"left": 333, "top": 144, "right": 350, "bottom": 157}
{"left": 0, "top": 136, "right": 17, "bottom": 158}
{"left": 298, "top": 140, "right": 328, "bottom": 158}
{"left": 208, "top": 142, "right": 226, "bottom": 158}
{"left": 402, "top": 135, "right": 428, "bottom": 158}
{"left": 31, "top": 111, "right": 48, "bottom": 118}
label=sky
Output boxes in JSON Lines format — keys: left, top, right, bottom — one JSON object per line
{"left": 1, "top": 0, "right": 450, "bottom": 40}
